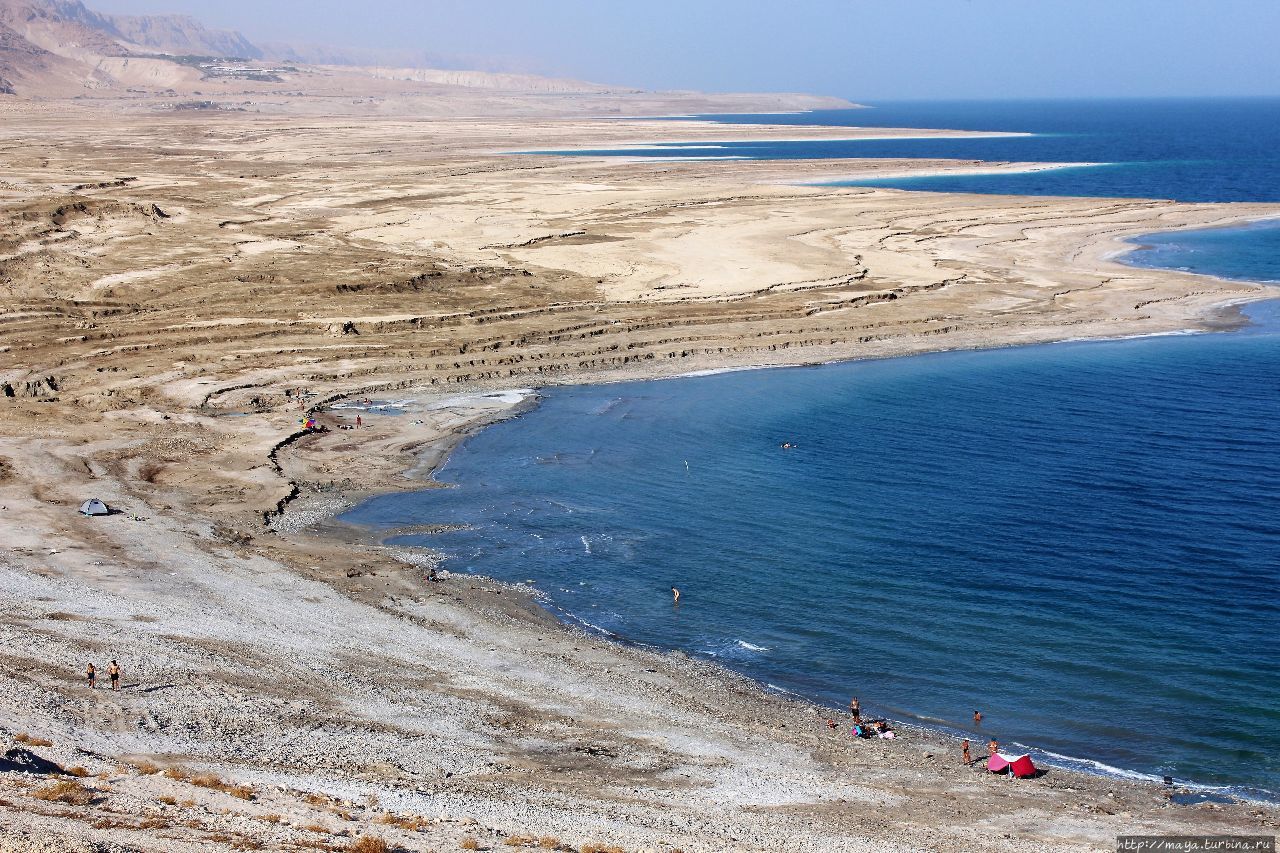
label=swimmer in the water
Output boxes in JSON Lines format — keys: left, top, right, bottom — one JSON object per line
{"left": 671, "top": 586, "right": 681, "bottom": 603}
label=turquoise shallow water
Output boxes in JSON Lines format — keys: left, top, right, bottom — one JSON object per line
{"left": 344, "top": 101, "right": 1280, "bottom": 797}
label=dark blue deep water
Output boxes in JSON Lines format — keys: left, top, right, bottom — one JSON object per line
{"left": 347, "top": 102, "right": 1280, "bottom": 797}
{"left": 345, "top": 312, "right": 1280, "bottom": 798}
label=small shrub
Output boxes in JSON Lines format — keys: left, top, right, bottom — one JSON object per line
{"left": 184, "top": 771, "right": 253, "bottom": 800}
{"left": 505, "top": 837, "right": 536, "bottom": 848}
{"left": 158, "top": 795, "right": 178, "bottom": 806}
{"left": 261, "top": 813, "right": 283, "bottom": 824}
{"left": 180, "top": 798, "right": 195, "bottom": 808}
{"left": 66, "top": 766, "right": 89, "bottom": 777}
{"left": 539, "top": 839, "right": 562, "bottom": 850}
{"left": 163, "top": 766, "right": 191, "bottom": 781}
{"left": 131, "top": 759, "right": 160, "bottom": 775}
{"left": 14, "top": 733, "right": 53, "bottom": 747}
{"left": 34, "top": 779, "right": 93, "bottom": 805}
{"left": 226, "top": 784, "right": 254, "bottom": 801}
{"left": 460, "top": 839, "right": 480, "bottom": 851}
{"left": 579, "top": 845, "right": 624, "bottom": 853}
{"left": 304, "top": 823, "right": 330, "bottom": 834}
{"left": 349, "top": 837, "right": 388, "bottom": 853}
{"left": 303, "top": 791, "right": 330, "bottom": 806}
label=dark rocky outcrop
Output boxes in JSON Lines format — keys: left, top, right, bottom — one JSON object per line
{"left": 2, "top": 374, "right": 59, "bottom": 398}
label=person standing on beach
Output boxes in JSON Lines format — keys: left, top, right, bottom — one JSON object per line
{"left": 671, "top": 587, "right": 681, "bottom": 604}
{"left": 849, "top": 696, "right": 861, "bottom": 722}
{"left": 987, "top": 738, "right": 998, "bottom": 757}
{"left": 85, "top": 663, "right": 96, "bottom": 689}
{"left": 962, "top": 738, "right": 972, "bottom": 765}
{"left": 356, "top": 414, "right": 362, "bottom": 428}
{"left": 107, "top": 660, "right": 120, "bottom": 691}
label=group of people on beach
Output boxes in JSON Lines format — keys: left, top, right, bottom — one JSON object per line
{"left": 85, "top": 660, "right": 121, "bottom": 690}
{"left": 833, "top": 697, "right": 999, "bottom": 764}
{"left": 825, "top": 696, "right": 897, "bottom": 739}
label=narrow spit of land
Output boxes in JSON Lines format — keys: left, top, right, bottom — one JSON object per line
{"left": 1, "top": 102, "right": 1277, "bottom": 851}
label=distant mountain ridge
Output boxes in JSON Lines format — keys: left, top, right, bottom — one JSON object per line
{"left": 0, "top": 0, "right": 857, "bottom": 114}
{"left": 106, "top": 12, "right": 261, "bottom": 58}
{"left": 0, "top": 0, "right": 259, "bottom": 59}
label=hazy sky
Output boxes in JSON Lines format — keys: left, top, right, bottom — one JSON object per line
{"left": 91, "top": 0, "right": 1280, "bottom": 100}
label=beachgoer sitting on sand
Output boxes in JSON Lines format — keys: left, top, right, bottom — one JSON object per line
{"left": 86, "top": 663, "right": 96, "bottom": 689}
{"left": 826, "top": 718, "right": 837, "bottom": 730}
{"left": 852, "top": 724, "right": 865, "bottom": 738}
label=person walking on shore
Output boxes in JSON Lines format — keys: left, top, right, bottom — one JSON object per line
{"left": 108, "top": 660, "right": 120, "bottom": 691}
{"left": 849, "top": 696, "right": 861, "bottom": 722}
{"left": 355, "top": 414, "right": 362, "bottom": 428}
{"left": 85, "top": 663, "right": 96, "bottom": 689}
{"left": 962, "top": 738, "right": 972, "bottom": 766}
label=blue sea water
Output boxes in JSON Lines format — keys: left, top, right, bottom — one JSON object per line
{"left": 533, "top": 98, "right": 1280, "bottom": 203}
{"left": 344, "top": 308, "right": 1280, "bottom": 798}
{"left": 1126, "top": 219, "right": 1280, "bottom": 284}
{"left": 345, "top": 101, "right": 1280, "bottom": 797}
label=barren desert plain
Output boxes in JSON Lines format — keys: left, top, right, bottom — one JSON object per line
{"left": 1, "top": 85, "right": 1279, "bottom": 853}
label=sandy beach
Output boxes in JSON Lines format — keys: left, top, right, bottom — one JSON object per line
{"left": 2, "top": 100, "right": 1279, "bottom": 851}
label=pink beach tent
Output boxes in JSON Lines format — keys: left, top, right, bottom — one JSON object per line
{"left": 986, "top": 752, "right": 1038, "bottom": 778}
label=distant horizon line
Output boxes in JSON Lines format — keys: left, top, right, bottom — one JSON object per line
{"left": 810, "top": 94, "right": 1280, "bottom": 105}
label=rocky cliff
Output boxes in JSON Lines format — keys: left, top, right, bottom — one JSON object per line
{"left": 106, "top": 12, "right": 261, "bottom": 58}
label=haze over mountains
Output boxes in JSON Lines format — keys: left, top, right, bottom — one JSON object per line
{"left": 0, "top": 0, "right": 853, "bottom": 113}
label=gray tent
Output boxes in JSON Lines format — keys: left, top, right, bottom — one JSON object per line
{"left": 79, "top": 498, "right": 109, "bottom": 516}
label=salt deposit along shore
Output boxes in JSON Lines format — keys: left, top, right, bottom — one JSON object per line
{"left": 1, "top": 101, "right": 1279, "bottom": 851}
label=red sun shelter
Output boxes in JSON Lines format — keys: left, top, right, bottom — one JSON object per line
{"left": 987, "top": 752, "right": 1038, "bottom": 778}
